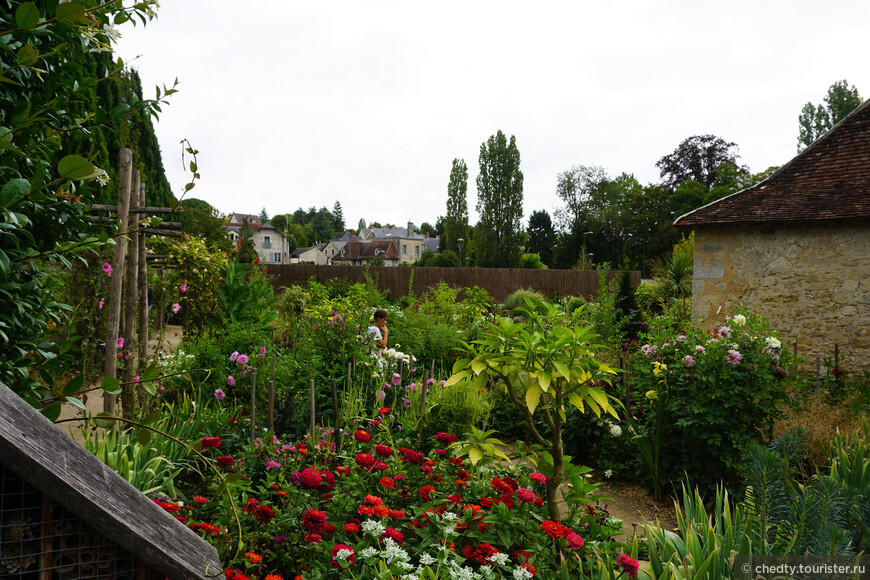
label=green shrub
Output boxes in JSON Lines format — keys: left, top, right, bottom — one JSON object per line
{"left": 501, "top": 288, "right": 549, "bottom": 317}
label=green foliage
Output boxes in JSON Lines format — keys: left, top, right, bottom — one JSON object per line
{"left": 474, "top": 130, "right": 524, "bottom": 268}
{"left": 0, "top": 0, "right": 171, "bottom": 405}
{"left": 525, "top": 209, "right": 556, "bottom": 266}
{"left": 798, "top": 80, "right": 862, "bottom": 151}
{"left": 656, "top": 134, "right": 747, "bottom": 191}
{"left": 215, "top": 259, "right": 277, "bottom": 328}
{"left": 177, "top": 198, "right": 233, "bottom": 253}
{"left": 423, "top": 380, "right": 494, "bottom": 444}
{"left": 442, "top": 157, "right": 469, "bottom": 258}
{"left": 518, "top": 252, "right": 546, "bottom": 269}
{"left": 614, "top": 271, "right": 642, "bottom": 342}
{"left": 501, "top": 288, "right": 548, "bottom": 318}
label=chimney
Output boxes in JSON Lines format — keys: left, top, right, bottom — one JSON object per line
{"left": 407, "top": 221, "right": 414, "bottom": 236}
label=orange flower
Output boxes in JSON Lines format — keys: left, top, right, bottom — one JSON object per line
{"left": 245, "top": 552, "right": 263, "bottom": 564}
{"left": 373, "top": 505, "right": 389, "bottom": 517}
{"left": 265, "top": 575, "right": 283, "bottom": 580}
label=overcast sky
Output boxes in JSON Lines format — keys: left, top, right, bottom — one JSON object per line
{"left": 115, "top": 1, "right": 870, "bottom": 231}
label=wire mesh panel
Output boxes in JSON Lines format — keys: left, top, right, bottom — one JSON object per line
{"left": 0, "top": 464, "right": 149, "bottom": 579}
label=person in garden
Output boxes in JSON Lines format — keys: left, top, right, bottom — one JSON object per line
{"left": 366, "top": 309, "right": 388, "bottom": 352}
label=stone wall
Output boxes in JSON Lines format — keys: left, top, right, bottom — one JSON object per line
{"left": 692, "top": 219, "right": 870, "bottom": 372}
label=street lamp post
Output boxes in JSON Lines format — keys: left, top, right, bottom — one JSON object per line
{"left": 457, "top": 238, "right": 464, "bottom": 267}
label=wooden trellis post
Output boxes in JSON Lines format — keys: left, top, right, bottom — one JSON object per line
{"left": 103, "top": 148, "right": 133, "bottom": 415}
{"left": 136, "top": 182, "right": 149, "bottom": 402}
{"left": 121, "top": 170, "right": 141, "bottom": 414}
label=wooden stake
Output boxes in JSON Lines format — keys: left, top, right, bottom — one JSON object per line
{"left": 268, "top": 380, "right": 275, "bottom": 432}
{"left": 103, "top": 148, "right": 133, "bottom": 415}
{"left": 331, "top": 379, "right": 339, "bottom": 428}
{"left": 158, "top": 266, "right": 166, "bottom": 329}
{"left": 136, "top": 182, "right": 148, "bottom": 404}
{"left": 121, "top": 170, "right": 141, "bottom": 415}
{"left": 250, "top": 371, "right": 257, "bottom": 444}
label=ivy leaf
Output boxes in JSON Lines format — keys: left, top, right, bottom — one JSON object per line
{"left": 15, "top": 2, "right": 40, "bottom": 30}
{"left": 1, "top": 178, "right": 30, "bottom": 208}
{"left": 56, "top": 3, "right": 86, "bottom": 22}
{"left": 58, "top": 154, "right": 95, "bottom": 180}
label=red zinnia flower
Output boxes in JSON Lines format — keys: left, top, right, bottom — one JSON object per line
{"left": 381, "top": 527, "right": 404, "bottom": 545}
{"left": 355, "top": 453, "right": 376, "bottom": 470}
{"left": 216, "top": 456, "right": 234, "bottom": 466}
{"left": 329, "top": 544, "right": 356, "bottom": 569}
{"left": 479, "top": 497, "right": 495, "bottom": 508}
{"left": 379, "top": 476, "right": 395, "bottom": 488}
{"left": 490, "top": 477, "right": 513, "bottom": 495}
{"left": 616, "top": 554, "right": 640, "bottom": 579}
{"left": 419, "top": 485, "right": 435, "bottom": 501}
{"left": 301, "top": 509, "right": 327, "bottom": 532}
{"left": 502, "top": 476, "right": 519, "bottom": 491}
{"left": 516, "top": 488, "right": 535, "bottom": 504}
{"left": 244, "top": 552, "right": 263, "bottom": 564}
{"left": 193, "top": 495, "right": 209, "bottom": 504}
{"left": 521, "top": 562, "right": 537, "bottom": 576}
{"left": 566, "top": 532, "right": 585, "bottom": 549}
{"left": 189, "top": 522, "right": 220, "bottom": 536}
{"left": 363, "top": 494, "right": 384, "bottom": 506}
{"left": 541, "top": 520, "right": 568, "bottom": 538}
{"left": 354, "top": 429, "right": 371, "bottom": 442}
{"left": 375, "top": 444, "right": 393, "bottom": 457}
{"left": 513, "top": 550, "right": 532, "bottom": 562}
{"left": 304, "top": 533, "right": 322, "bottom": 543}
{"left": 387, "top": 509, "right": 405, "bottom": 519}
{"left": 297, "top": 467, "right": 322, "bottom": 489}
{"left": 435, "top": 432, "right": 458, "bottom": 444}
{"left": 335, "top": 465, "right": 350, "bottom": 475}
{"left": 319, "top": 470, "right": 336, "bottom": 492}
{"left": 200, "top": 436, "right": 221, "bottom": 449}
{"left": 379, "top": 407, "right": 390, "bottom": 414}
{"left": 255, "top": 505, "right": 275, "bottom": 524}
{"left": 402, "top": 449, "right": 425, "bottom": 464}
{"left": 343, "top": 522, "right": 359, "bottom": 534}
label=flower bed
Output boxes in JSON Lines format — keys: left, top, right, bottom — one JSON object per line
{"left": 153, "top": 419, "right": 634, "bottom": 579}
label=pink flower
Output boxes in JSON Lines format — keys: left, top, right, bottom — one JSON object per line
{"left": 566, "top": 532, "right": 585, "bottom": 549}
{"left": 725, "top": 349, "right": 743, "bottom": 366}
{"left": 683, "top": 355, "right": 695, "bottom": 368}
{"left": 116, "top": 337, "right": 124, "bottom": 349}
{"left": 616, "top": 554, "right": 639, "bottom": 579}
{"left": 180, "top": 282, "right": 188, "bottom": 293}
{"left": 102, "top": 262, "right": 112, "bottom": 277}
{"left": 718, "top": 326, "right": 732, "bottom": 339}
{"left": 238, "top": 354, "right": 249, "bottom": 365}
{"left": 265, "top": 460, "right": 281, "bottom": 471}
{"left": 392, "top": 373, "right": 402, "bottom": 386}
{"left": 230, "top": 351, "right": 239, "bottom": 362}
{"left": 226, "top": 376, "right": 235, "bottom": 387}
{"left": 529, "top": 472, "right": 547, "bottom": 484}
{"left": 214, "top": 389, "right": 226, "bottom": 400}
{"left": 516, "top": 488, "right": 535, "bottom": 503}
{"left": 133, "top": 376, "right": 140, "bottom": 382}
{"left": 98, "top": 297, "right": 104, "bottom": 310}
{"left": 172, "top": 302, "right": 181, "bottom": 314}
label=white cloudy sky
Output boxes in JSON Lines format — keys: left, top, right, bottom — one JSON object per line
{"left": 115, "top": 0, "right": 870, "bottom": 230}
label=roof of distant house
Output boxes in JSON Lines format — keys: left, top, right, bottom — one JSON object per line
{"left": 675, "top": 98, "right": 870, "bottom": 227}
{"left": 336, "top": 240, "right": 399, "bottom": 260}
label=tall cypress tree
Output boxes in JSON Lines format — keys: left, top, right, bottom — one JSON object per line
{"left": 443, "top": 158, "right": 469, "bottom": 259}
{"left": 474, "top": 131, "right": 524, "bottom": 268}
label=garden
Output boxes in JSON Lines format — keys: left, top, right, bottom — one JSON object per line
{"left": 41, "top": 230, "right": 869, "bottom": 580}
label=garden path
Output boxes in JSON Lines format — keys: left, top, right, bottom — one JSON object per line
{"left": 56, "top": 325, "right": 183, "bottom": 445}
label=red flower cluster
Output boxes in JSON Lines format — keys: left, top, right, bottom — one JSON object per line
{"left": 381, "top": 526, "right": 404, "bottom": 545}
{"left": 225, "top": 568, "right": 250, "bottom": 580}
{"left": 462, "top": 542, "right": 499, "bottom": 565}
{"left": 301, "top": 509, "right": 327, "bottom": 532}
{"left": 435, "top": 432, "right": 458, "bottom": 445}
{"left": 379, "top": 477, "right": 395, "bottom": 489}
{"left": 375, "top": 444, "right": 393, "bottom": 457}
{"left": 189, "top": 522, "right": 220, "bottom": 536}
{"left": 419, "top": 485, "right": 435, "bottom": 501}
{"left": 541, "top": 520, "right": 571, "bottom": 538}
{"left": 304, "top": 533, "right": 322, "bottom": 543}
{"left": 355, "top": 453, "right": 376, "bottom": 470}
{"left": 319, "top": 470, "right": 336, "bottom": 492}
{"left": 490, "top": 477, "right": 514, "bottom": 495}
{"left": 154, "top": 499, "right": 179, "bottom": 513}
{"left": 201, "top": 436, "right": 221, "bottom": 449}
{"left": 402, "top": 449, "right": 425, "bottom": 464}
{"left": 354, "top": 429, "right": 371, "bottom": 443}
{"left": 255, "top": 505, "right": 275, "bottom": 525}
{"left": 516, "top": 488, "right": 536, "bottom": 504}
{"left": 521, "top": 562, "right": 537, "bottom": 576}
{"left": 216, "top": 456, "right": 234, "bottom": 466}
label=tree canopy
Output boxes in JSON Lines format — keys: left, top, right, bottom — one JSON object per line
{"left": 656, "top": 134, "right": 747, "bottom": 191}
{"left": 474, "top": 131, "right": 524, "bottom": 268}
{"left": 442, "top": 158, "right": 469, "bottom": 259}
{"left": 797, "top": 80, "right": 862, "bottom": 151}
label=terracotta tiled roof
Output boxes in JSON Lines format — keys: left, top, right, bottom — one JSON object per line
{"left": 675, "top": 98, "right": 870, "bottom": 227}
{"left": 336, "top": 240, "right": 399, "bottom": 260}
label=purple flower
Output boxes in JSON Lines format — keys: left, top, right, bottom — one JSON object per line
{"left": 229, "top": 351, "right": 239, "bottom": 362}
{"left": 402, "top": 397, "right": 411, "bottom": 408}
{"left": 180, "top": 282, "right": 188, "bottom": 293}
{"left": 215, "top": 388, "right": 226, "bottom": 400}
{"left": 274, "top": 535, "right": 288, "bottom": 545}
{"left": 725, "top": 349, "right": 743, "bottom": 366}
{"left": 392, "top": 373, "right": 402, "bottom": 386}
{"left": 426, "top": 378, "right": 435, "bottom": 386}
{"left": 376, "top": 390, "right": 386, "bottom": 401}
{"left": 237, "top": 354, "right": 249, "bottom": 365}
{"left": 117, "top": 337, "right": 124, "bottom": 348}
{"left": 226, "top": 376, "right": 235, "bottom": 387}
{"left": 133, "top": 376, "right": 140, "bottom": 382}
{"left": 102, "top": 262, "right": 112, "bottom": 277}
{"left": 265, "top": 460, "right": 281, "bottom": 471}
{"left": 260, "top": 346, "right": 267, "bottom": 356}
{"left": 98, "top": 297, "right": 104, "bottom": 310}
{"left": 718, "top": 326, "right": 732, "bottom": 339}
{"left": 683, "top": 355, "right": 695, "bottom": 368}
{"left": 172, "top": 302, "right": 181, "bottom": 314}
{"left": 641, "top": 344, "right": 658, "bottom": 357}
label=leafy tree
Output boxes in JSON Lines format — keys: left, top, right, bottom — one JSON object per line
{"left": 518, "top": 253, "right": 546, "bottom": 269}
{"left": 310, "top": 207, "right": 334, "bottom": 242}
{"left": 357, "top": 218, "right": 366, "bottom": 232}
{"left": 418, "top": 222, "right": 436, "bottom": 237}
{"left": 177, "top": 198, "right": 232, "bottom": 252}
{"left": 291, "top": 208, "right": 308, "bottom": 225}
{"left": 474, "top": 131, "right": 524, "bottom": 268}
{"left": 236, "top": 219, "right": 259, "bottom": 263}
{"left": 259, "top": 207, "right": 270, "bottom": 222}
{"left": 656, "top": 134, "right": 747, "bottom": 191}
{"left": 443, "top": 158, "right": 469, "bottom": 257}
{"left": 525, "top": 209, "right": 556, "bottom": 266}
{"left": 285, "top": 223, "right": 308, "bottom": 251}
{"left": 370, "top": 221, "right": 383, "bottom": 229}
{"left": 331, "top": 201, "right": 345, "bottom": 233}
{"left": 270, "top": 213, "right": 289, "bottom": 232}
{"left": 797, "top": 80, "right": 862, "bottom": 151}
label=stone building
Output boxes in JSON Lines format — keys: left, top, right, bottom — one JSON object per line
{"left": 674, "top": 99, "right": 870, "bottom": 371}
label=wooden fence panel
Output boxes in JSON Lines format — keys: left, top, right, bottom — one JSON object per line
{"left": 266, "top": 265, "right": 640, "bottom": 302}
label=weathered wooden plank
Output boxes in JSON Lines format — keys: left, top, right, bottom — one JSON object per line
{"left": 0, "top": 382, "right": 222, "bottom": 579}
{"left": 91, "top": 204, "right": 179, "bottom": 214}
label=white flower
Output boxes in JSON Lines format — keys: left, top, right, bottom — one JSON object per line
{"left": 361, "top": 519, "right": 386, "bottom": 537}
{"left": 442, "top": 511, "right": 458, "bottom": 521}
{"left": 93, "top": 167, "right": 109, "bottom": 186}
{"left": 335, "top": 548, "right": 353, "bottom": 562}
{"left": 765, "top": 336, "right": 782, "bottom": 349}
{"left": 489, "top": 552, "right": 511, "bottom": 566}
{"left": 102, "top": 23, "right": 122, "bottom": 43}
{"left": 381, "top": 538, "right": 410, "bottom": 564}
{"left": 444, "top": 523, "right": 458, "bottom": 535}
{"left": 732, "top": 314, "right": 747, "bottom": 326}
{"left": 453, "top": 566, "right": 476, "bottom": 580}
{"left": 360, "top": 547, "right": 379, "bottom": 559}
{"left": 513, "top": 566, "right": 534, "bottom": 580}
{"left": 609, "top": 424, "right": 623, "bottom": 437}
{"left": 604, "top": 468, "right": 614, "bottom": 478}
{"left": 419, "top": 553, "right": 437, "bottom": 565}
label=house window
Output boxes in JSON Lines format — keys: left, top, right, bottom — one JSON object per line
{"left": 402, "top": 244, "right": 407, "bottom": 255}
{"left": 415, "top": 246, "right": 419, "bottom": 257}
{"left": 263, "top": 235, "right": 272, "bottom": 249}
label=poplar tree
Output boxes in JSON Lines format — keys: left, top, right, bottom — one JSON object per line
{"left": 474, "top": 131, "right": 524, "bottom": 268}
{"left": 443, "top": 158, "right": 469, "bottom": 258}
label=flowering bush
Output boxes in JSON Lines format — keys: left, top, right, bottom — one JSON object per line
{"left": 159, "top": 421, "right": 630, "bottom": 579}
{"left": 628, "top": 309, "right": 789, "bottom": 492}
